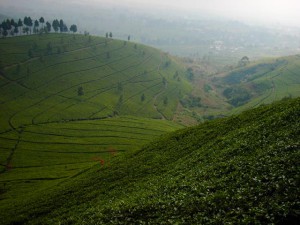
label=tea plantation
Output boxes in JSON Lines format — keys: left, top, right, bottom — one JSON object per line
{"left": 0, "top": 33, "right": 190, "bottom": 213}
{"left": 1, "top": 97, "right": 298, "bottom": 224}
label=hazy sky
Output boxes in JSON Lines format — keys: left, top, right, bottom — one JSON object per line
{"left": 108, "top": 0, "right": 300, "bottom": 25}
{"left": 78, "top": 0, "right": 300, "bottom": 26}
{"left": 1, "top": 0, "right": 300, "bottom": 27}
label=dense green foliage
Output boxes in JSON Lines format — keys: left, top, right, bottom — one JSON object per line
{"left": 1, "top": 98, "right": 298, "bottom": 224}
{"left": 223, "top": 86, "right": 251, "bottom": 106}
{"left": 180, "top": 94, "right": 202, "bottom": 108}
{"left": 0, "top": 116, "right": 182, "bottom": 207}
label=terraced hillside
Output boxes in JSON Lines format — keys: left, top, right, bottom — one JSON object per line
{"left": 0, "top": 34, "right": 190, "bottom": 207}
{"left": 0, "top": 34, "right": 191, "bottom": 130}
{"left": 1, "top": 97, "right": 298, "bottom": 224}
{"left": 218, "top": 55, "right": 300, "bottom": 113}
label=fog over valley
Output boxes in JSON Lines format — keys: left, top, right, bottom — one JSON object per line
{"left": 2, "top": 0, "right": 300, "bottom": 26}
{"left": 1, "top": 0, "right": 300, "bottom": 66}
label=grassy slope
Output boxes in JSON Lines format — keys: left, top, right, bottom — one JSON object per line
{"left": 219, "top": 55, "right": 300, "bottom": 113}
{"left": 2, "top": 97, "right": 299, "bottom": 224}
{"left": 0, "top": 117, "right": 182, "bottom": 205}
{"left": 173, "top": 54, "right": 300, "bottom": 124}
{"left": 0, "top": 34, "right": 190, "bottom": 210}
{"left": 0, "top": 34, "right": 191, "bottom": 130}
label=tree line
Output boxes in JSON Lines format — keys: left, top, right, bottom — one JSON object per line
{"left": 0, "top": 16, "right": 78, "bottom": 37}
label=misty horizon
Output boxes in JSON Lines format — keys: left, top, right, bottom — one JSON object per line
{"left": 1, "top": 0, "right": 300, "bottom": 27}
{"left": 1, "top": 0, "right": 300, "bottom": 61}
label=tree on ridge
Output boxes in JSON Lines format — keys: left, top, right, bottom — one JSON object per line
{"left": 70, "top": 24, "right": 77, "bottom": 33}
{"left": 59, "top": 19, "right": 64, "bottom": 33}
{"left": 52, "top": 19, "right": 59, "bottom": 32}
{"left": 27, "top": 17, "right": 33, "bottom": 34}
{"left": 39, "top": 17, "right": 45, "bottom": 28}
{"left": 17, "top": 19, "right": 23, "bottom": 35}
{"left": 46, "top": 21, "right": 51, "bottom": 33}
{"left": 34, "top": 20, "right": 39, "bottom": 33}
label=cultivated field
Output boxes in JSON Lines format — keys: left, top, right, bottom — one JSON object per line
{"left": 0, "top": 33, "right": 189, "bottom": 205}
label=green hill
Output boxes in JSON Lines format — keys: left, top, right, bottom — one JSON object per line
{"left": 0, "top": 33, "right": 191, "bottom": 129}
{"left": 219, "top": 55, "right": 300, "bottom": 113}
{"left": 171, "top": 54, "right": 300, "bottom": 123}
{"left": 1, "top": 97, "right": 299, "bottom": 224}
{"left": 0, "top": 33, "right": 191, "bottom": 210}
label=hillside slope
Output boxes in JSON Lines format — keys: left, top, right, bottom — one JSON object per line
{"left": 2, "top": 97, "right": 299, "bottom": 224}
{"left": 0, "top": 33, "right": 190, "bottom": 209}
{"left": 0, "top": 33, "right": 191, "bottom": 131}
{"left": 173, "top": 54, "right": 300, "bottom": 123}
{"left": 219, "top": 55, "right": 300, "bottom": 112}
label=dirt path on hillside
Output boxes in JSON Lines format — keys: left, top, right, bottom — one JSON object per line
{"left": 153, "top": 89, "right": 167, "bottom": 120}
{"left": 152, "top": 54, "right": 167, "bottom": 120}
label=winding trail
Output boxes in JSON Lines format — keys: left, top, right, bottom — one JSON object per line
{"left": 0, "top": 129, "right": 23, "bottom": 175}
{"left": 153, "top": 89, "right": 167, "bottom": 120}
{"left": 152, "top": 54, "right": 167, "bottom": 120}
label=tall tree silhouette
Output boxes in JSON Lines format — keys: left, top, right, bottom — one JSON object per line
{"left": 34, "top": 20, "right": 39, "bottom": 33}
{"left": 59, "top": 19, "right": 64, "bottom": 33}
{"left": 39, "top": 17, "right": 45, "bottom": 28}
{"left": 46, "top": 21, "right": 51, "bottom": 32}
{"left": 70, "top": 24, "right": 77, "bottom": 33}
{"left": 63, "top": 24, "right": 68, "bottom": 32}
{"left": 10, "top": 19, "right": 16, "bottom": 27}
{"left": 52, "top": 19, "right": 59, "bottom": 32}
{"left": 27, "top": 17, "right": 33, "bottom": 34}
{"left": 17, "top": 19, "right": 23, "bottom": 35}
{"left": 5, "top": 19, "right": 11, "bottom": 31}
{"left": 23, "top": 16, "right": 28, "bottom": 28}
{"left": 1, "top": 21, "right": 8, "bottom": 32}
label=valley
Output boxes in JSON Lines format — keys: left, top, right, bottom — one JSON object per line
{"left": 0, "top": 6, "right": 299, "bottom": 223}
